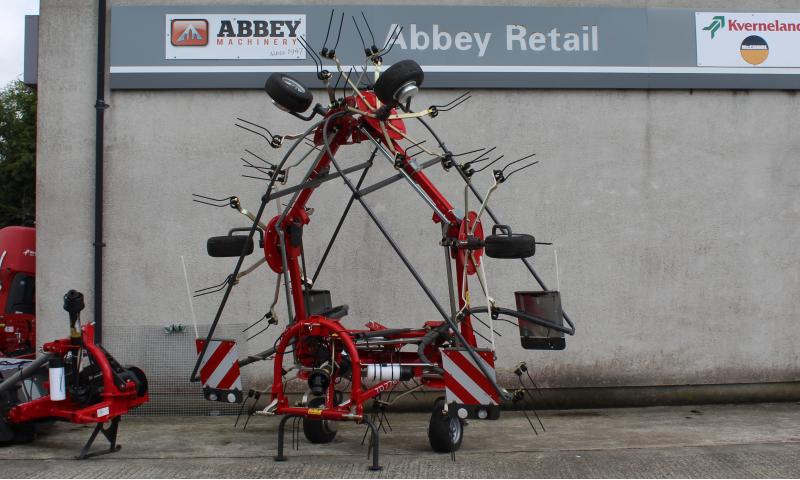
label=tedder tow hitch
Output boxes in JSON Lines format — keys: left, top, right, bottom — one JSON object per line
{"left": 189, "top": 10, "right": 577, "bottom": 471}
{"left": 0, "top": 290, "right": 149, "bottom": 459}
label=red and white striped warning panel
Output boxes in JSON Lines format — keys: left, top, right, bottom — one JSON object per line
{"left": 195, "top": 339, "right": 242, "bottom": 391}
{"left": 442, "top": 348, "right": 498, "bottom": 405}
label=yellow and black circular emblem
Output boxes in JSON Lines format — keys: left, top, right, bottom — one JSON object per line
{"left": 740, "top": 35, "right": 769, "bottom": 66}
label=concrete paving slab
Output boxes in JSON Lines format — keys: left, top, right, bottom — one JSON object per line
{"left": 3, "top": 403, "right": 800, "bottom": 478}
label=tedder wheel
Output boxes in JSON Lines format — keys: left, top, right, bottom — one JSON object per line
{"left": 206, "top": 235, "right": 254, "bottom": 258}
{"left": 123, "top": 365, "right": 149, "bottom": 399}
{"left": 427, "top": 405, "right": 464, "bottom": 453}
{"left": 302, "top": 397, "right": 338, "bottom": 444}
{"left": 265, "top": 73, "right": 314, "bottom": 113}
{"left": 484, "top": 233, "right": 536, "bottom": 259}
{"left": 373, "top": 59, "right": 424, "bottom": 106}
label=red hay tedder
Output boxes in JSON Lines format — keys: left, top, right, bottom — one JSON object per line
{"left": 190, "top": 11, "right": 577, "bottom": 471}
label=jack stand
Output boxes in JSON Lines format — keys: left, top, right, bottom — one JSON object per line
{"left": 274, "top": 415, "right": 302, "bottom": 462}
{"left": 75, "top": 417, "right": 122, "bottom": 460}
{"left": 359, "top": 416, "right": 383, "bottom": 471}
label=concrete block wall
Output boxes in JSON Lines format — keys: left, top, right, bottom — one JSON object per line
{"left": 36, "top": 0, "right": 800, "bottom": 391}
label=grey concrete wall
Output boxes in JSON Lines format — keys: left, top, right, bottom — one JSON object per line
{"left": 37, "top": 0, "right": 800, "bottom": 391}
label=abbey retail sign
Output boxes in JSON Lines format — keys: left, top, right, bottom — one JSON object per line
{"left": 109, "top": 6, "right": 800, "bottom": 90}
{"left": 696, "top": 12, "right": 800, "bottom": 67}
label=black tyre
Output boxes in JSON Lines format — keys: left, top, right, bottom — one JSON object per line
{"left": 302, "top": 397, "right": 337, "bottom": 444}
{"left": 265, "top": 73, "right": 313, "bottom": 113}
{"left": 427, "top": 405, "right": 464, "bottom": 453}
{"left": 484, "top": 233, "right": 536, "bottom": 259}
{"left": 123, "top": 365, "right": 149, "bottom": 399}
{"left": 207, "top": 236, "right": 254, "bottom": 258}
{"left": 373, "top": 59, "right": 424, "bottom": 106}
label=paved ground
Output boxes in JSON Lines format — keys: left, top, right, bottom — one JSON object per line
{"left": 4, "top": 403, "right": 800, "bottom": 478}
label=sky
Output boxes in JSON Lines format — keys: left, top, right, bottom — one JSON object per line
{"left": 0, "top": 0, "right": 40, "bottom": 88}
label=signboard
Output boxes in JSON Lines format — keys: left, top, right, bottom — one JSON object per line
{"left": 696, "top": 12, "right": 800, "bottom": 67}
{"left": 109, "top": 6, "right": 800, "bottom": 90}
{"left": 166, "top": 14, "right": 307, "bottom": 60}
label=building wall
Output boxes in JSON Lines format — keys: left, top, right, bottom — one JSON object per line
{"left": 37, "top": 0, "right": 800, "bottom": 390}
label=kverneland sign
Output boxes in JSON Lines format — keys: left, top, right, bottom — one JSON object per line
{"left": 696, "top": 12, "right": 800, "bottom": 68}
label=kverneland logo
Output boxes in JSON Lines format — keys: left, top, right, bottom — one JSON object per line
{"left": 171, "top": 19, "right": 208, "bottom": 46}
{"left": 728, "top": 19, "right": 800, "bottom": 33}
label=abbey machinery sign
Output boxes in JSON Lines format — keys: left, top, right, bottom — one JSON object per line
{"left": 166, "top": 14, "right": 307, "bottom": 60}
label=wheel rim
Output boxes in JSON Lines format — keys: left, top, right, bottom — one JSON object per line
{"left": 449, "top": 418, "right": 462, "bottom": 444}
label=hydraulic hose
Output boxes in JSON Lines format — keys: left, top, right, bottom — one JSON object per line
{"left": 0, "top": 353, "right": 53, "bottom": 396}
{"left": 417, "top": 323, "right": 452, "bottom": 376}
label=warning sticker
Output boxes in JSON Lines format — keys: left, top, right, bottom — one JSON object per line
{"left": 307, "top": 408, "right": 322, "bottom": 415}
{"left": 97, "top": 406, "right": 110, "bottom": 418}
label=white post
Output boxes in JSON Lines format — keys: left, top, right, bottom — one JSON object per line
{"left": 182, "top": 256, "right": 199, "bottom": 339}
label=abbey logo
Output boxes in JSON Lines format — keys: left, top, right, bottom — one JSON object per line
{"left": 171, "top": 19, "right": 208, "bottom": 46}
{"left": 702, "top": 16, "right": 725, "bottom": 39}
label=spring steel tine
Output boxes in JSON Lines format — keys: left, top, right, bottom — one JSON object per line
{"left": 192, "top": 194, "right": 233, "bottom": 207}
{"left": 296, "top": 36, "right": 321, "bottom": 73}
{"left": 242, "top": 175, "right": 273, "bottom": 182}
{"left": 504, "top": 161, "right": 539, "bottom": 181}
{"left": 353, "top": 16, "right": 366, "bottom": 50}
{"left": 382, "top": 26, "right": 404, "bottom": 56}
{"left": 322, "top": 10, "right": 335, "bottom": 50}
{"left": 235, "top": 124, "right": 273, "bottom": 143}
{"left": 405, "top": 139, "right": 427, "bottom": 155}
{"left": 525, "top": 369, "right": 543, "bottom": 396}
{"left": 430, "top": 92, "right": 471, "bottom": 110}
{"left": 241, "top": 158, "right": 274, "bottom": 175}
{"left": 458, "top": 318, "right": 492, "bottom": 344}
{"left": 246, "top": 324, "right": 272, "bottom": 341}
{"left": 469, "top": 313, "right": 502, "bottom": 337}
{"left": 244, "top": 149, "right": 275, "bottom": 167}
{"left": 242, "top": 314, "right": 267, "bottom": 332}
{"left": 236, "top": 118, "right": 274, "bottom": 138}
{"left": 451, "top": 147, "right": 485, "bottom": 158}
{"left": 520, "top": 397, "right": 546, "bottom": 432}
{"left": 501, "top": 153, "right": 537, "bottom": 173}
{"left": 468, "top": 146, "right": 497, "bottom": 164}
{"left": 473, "top": 155, "right": 505, "bottom": 173}
{"left": 362, "top": 12, "right": 376, "bottom": 46}
{"left": 439, "top": 95, "right": 471, "bottom": 112}
{"left": 434, "top": 93, "right": 472, "bottom": 112}
{"left": 332, "top": 12, "right": 345, "bottom": 52}
{"left": 194, "top": 274, "right": 233, "bottom": 296}
{"left": 381, "top": 24, "right": 399, "bottom": 51}
{"left": 515, "top": 399, "right": 539, "bottom": 434}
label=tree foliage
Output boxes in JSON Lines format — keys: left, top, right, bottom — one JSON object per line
{"left": 0, "top": 79, "right": 37, "bottom": 227}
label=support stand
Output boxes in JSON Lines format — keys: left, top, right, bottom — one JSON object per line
{"left": 75, "top": 417, "right": 122, "bottom": 460}
{"left": 360, "top": 416, "right": 383, "bottom": 471}
{"left": 274, "top": 415, "right": 302, "bottom": 462}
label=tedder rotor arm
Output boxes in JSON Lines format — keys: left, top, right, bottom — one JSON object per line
{"left": 415, "top": 116, "right": 577, "bottom": 334}
{"left": 321, "top": 115, "right": 514, "bottom": 402}
{"left": 191, "top": 115, "right": 333, "bottom": 384}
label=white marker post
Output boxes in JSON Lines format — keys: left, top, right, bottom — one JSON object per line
{"left": 181, "top": 256, "right": 199, "bottom": 339}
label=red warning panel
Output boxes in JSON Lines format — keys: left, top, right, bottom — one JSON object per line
{"left": 195, "top": 339, "right": 242, "bottom": 391}
{"left": 442, "top": 348, "right": 498, "bottom": 405}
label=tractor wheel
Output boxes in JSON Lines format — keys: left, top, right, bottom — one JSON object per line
{"left": 302, "top": 397, "right": 337, "bottom": 444}
{"left": 206, "top": 235, "right": 254, "bottom": 258}
{"left": 427, "top": 405, "right": 464, "bottom": 453}
{"left": 265, "top": 73, "right": 314, "bottom": 113}
{"left": 484, "top": 233, "right": 536, "bottom": 259}
{"left": 373, "top": 60, "right": 424, "bottom": 106}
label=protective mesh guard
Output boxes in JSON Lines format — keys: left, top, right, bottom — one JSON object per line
{"left": 103, "top": 324, "right": 247, "bottom": 417}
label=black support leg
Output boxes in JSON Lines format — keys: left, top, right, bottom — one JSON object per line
{"left": 274, "top": 415, "right": 302, "bottom": 462}
{"left": 361, "top": 416, "right": 383, "bottom": 471}
{"left": 75, "top": 417, "right": 122, "bottom": 460}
